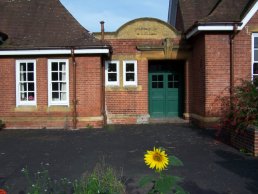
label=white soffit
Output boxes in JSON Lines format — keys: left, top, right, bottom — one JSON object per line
{"left": 0, "top": 48, "right": 110, "bottom": 56}
{"left": 186, "top": 1, "right": 258, "bottom": 39}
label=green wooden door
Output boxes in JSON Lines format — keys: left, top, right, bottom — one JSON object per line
{"left": 149, "top": 72, "right": 181, "bottom": 118}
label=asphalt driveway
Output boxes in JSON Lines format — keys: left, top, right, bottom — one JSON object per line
{"left": 0, "top": 124, "right": 258, "bottom": 194}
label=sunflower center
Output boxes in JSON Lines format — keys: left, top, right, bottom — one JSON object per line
{"left": 153, "top": 153, "right": 162, "bottom": 162}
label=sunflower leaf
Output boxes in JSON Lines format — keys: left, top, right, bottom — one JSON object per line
{"left": 155, "top": 175, "right": 184, "bottom": 193}
{"left": 155, "top": 175, "right": 174, "bottom": 193}
{"left": 168, "top": 156, "right": 183, "bottom": 167}
{"left": 138, "top": 175, "right": 154, "bottom": 187}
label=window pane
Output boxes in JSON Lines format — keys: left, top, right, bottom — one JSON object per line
{"left": 52, "top": 62, "right": 58, "bottom": 71}
{"left": 152, "top": 75, "right": 157, "bottom": 81}
{"left": 254, "top": 37, "right": 258, "bottom": 48}
{"left": 60, "top": 83, "right": 67, "bottom": 91}
{"left": 59, "top": 62, "right": 66, "bottom": 71}
{"left": 168, "top": 82, "right": 173, "bottom": 88}
{"left": 52, "top": 83, "right": 59, "bottom": 91}
{"left": 254, "top": 50, "right": 258, "bottom": 61}
{"left": 108, "top": 73, "right": 117, "bottom": 81}
{"left": 28, "top": 73, "right": 34, "bottom": 81}
{"left": 254, "top": 63, "right": 258, "bottom": 74}
{"left": 28, "top": 92, "right": 35, "bottom": 101}
{"left": 168, "top": 75, "right": 173, "bottom": 81}
{"left": 108, "top": 63, "right": 117, "bottom": 72}
{"left": 28, "top": 83, "right": 34, "bottom": 91}
{"left": 126, "top": 73, "right": 135, "bottom": 81}
{"left": 20, "top": 63, "right": 26, "bottom": 71}
{"left": 20, "top": 83, "right": 27, "bottom": 91}
{"left": 52, "top": 92, "right": 59, "bottom": 101}
{"left": 126, "top": 63, "right": 134, "bottom": 72}
{"left": 59, "top": 72, "right": 66, "bottom": 81}
{"left": 20, "top": 92, "right": 27, "bottom": 101}
{"left": 174, "top": 82, "right": 179, "bottom": 88}
{"left": 174, "top": 75, "right": 179, "bottom": 81}
{"left": 158, "top": 82, "right": 163, "bottom": 88}
{"left": 20, "top": 73, "right": 26, "bottom": 81}
{"left": 152, "top": 82, "right": 157, "bottom": 88}
{"left": 52, "top": 72, "right": 58, "bottom": 81}
{"left": 27, "top": 63, "right": 34, "bottom": 71}
{"left": 60, "top": 92, "right": 67, "bottom": 101}
{"left": 158, "top": 75, "right": 163, "bottom": 81}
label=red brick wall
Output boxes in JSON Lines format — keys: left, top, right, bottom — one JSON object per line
{"left": 231, "top": 126, "right": 258, "bottom": 156}
{"left": 0, "top": 55, "right": 103, "bottom": 129}
{"left": 196, "top": 12, "right": 258, "bottom": 121}
{"left": 188, "top": 34, "right": 206, "bottom": 117}
{"left": 233, "top": 11, "right": 258, "bottom": 82}
{"left": 204, "top": 33, "right": 231, "bottom": 117}
{"left": 104, "top": 38, "right": 163, "bottom": 124}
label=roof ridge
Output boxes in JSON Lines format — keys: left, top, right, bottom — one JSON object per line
{"left": 240, "top": 0, "right": 257, "bottom": 19}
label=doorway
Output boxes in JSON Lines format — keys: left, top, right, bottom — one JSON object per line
{"left": 148, "top": 60, "right": 184, "bottom": 118}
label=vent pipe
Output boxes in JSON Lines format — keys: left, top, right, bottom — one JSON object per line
{"left": 100, "top": 21, "right": 105, "bottom": 41}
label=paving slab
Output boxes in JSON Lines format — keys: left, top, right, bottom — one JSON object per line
{"left": 0, "top": 124, "right": 258, "bottom": 194}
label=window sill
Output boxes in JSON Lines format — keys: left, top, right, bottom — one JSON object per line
{"left": 47, "top": 106, "right": 71, "bottom": 112}
{"left": 106, "top": 85, "right": 142, "bottom": 91}
{"left": 15, "top": 106, "right": 38, "bottom": 112}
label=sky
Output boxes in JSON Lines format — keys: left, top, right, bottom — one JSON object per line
{"left": 60, "top": 0, "right": 170, "bottom": 33}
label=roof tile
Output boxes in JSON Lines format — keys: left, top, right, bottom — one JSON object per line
{"left": 0, "top": 0, "right": 104, "bottom": 49}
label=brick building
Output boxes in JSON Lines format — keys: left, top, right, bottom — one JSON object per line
{"left": 0, "top": 0, "right": 257, "bottom": 129}
{"left": 94, "top": 0, "right": 258, "bottom": 127}
{"left": 167, "top": 0, "right": 258, "bottom": 127}
{"left": 0, "top": 0, "right": 110, "bottom": 129}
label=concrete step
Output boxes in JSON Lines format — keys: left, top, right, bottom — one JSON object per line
{"left": 149, "top": 117, "right": 189, "bottom": 124}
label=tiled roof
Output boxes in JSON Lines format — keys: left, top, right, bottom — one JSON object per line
{"left": 0, "top": 0, "right": 104, "bottom": 49}
{"left": 175, "top": 0, "right": 255, "bottom": 32}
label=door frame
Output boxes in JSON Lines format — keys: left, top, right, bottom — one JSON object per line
{"left": 148, "top": 60, "right": 184, "bottom": 118}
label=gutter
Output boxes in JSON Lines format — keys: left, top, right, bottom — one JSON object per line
{"left": 0, "top": 48, "right": 110, "bottom": 56}
{"left": 185, "top": 0, "right": 258, "bottom": 39}
{"left": 186, "top": 22, "right": 242, "bottom": 39}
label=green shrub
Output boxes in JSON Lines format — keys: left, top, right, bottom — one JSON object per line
{"left": 73, "top": 163, "right": 125, "bottom": 194}
{"left": 221, "top": 78, "right": 258, "bottom": 131}
{"left": 21, "top": 163, "right": 125, "bottom": 194}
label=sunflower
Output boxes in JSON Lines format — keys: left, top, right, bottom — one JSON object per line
{"left": 144, "top": 147, "right": 169, "bottom": 172}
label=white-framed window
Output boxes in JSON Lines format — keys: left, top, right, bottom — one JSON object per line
{"left": 252, "top": 33, "right": 258, "bottom": 80}
{"left": 16, "top": 60, "right": 37, "bottom": 106}
{"left": 48, "top": 59, "right": 69, "bottom": 106}
{"left": 123, "top": 60, "right": 137, "bottom": 86}
{"left": 105, "top": 60, "right": 120, "bottom": 86}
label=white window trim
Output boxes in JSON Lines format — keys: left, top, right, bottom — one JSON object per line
{"left": 105, "top": 60, "right": 120, "bottom": 86}
{"left": 16, "top": 60, "right": 37, "bottom": 106}
{"left": 48, "top": 59, "right": 69, "bottom": 106}
{"left": 123, "top": 60, "right": 138, "bottom": 86}
{"left": 252, "top": 33, "right": 258, "bottom": 80}
{"left": 0, "top": 48, "right": 109, "bottom": 56}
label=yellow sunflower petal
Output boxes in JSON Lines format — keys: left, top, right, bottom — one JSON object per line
{"left": 144, "top": 147, "right": 169, "bottom": 172}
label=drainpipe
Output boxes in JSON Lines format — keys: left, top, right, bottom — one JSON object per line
{"left": 71, "top": 48, "right": 77, "bottom": 129}
{"left": 100, "top": 21, "right": 107, "bottom": 126}
{"left": 101, "top": 57, "right": 107, "bottom": 126}
{"left": 229, "top": 24, "right": 238, "bottom": 100}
